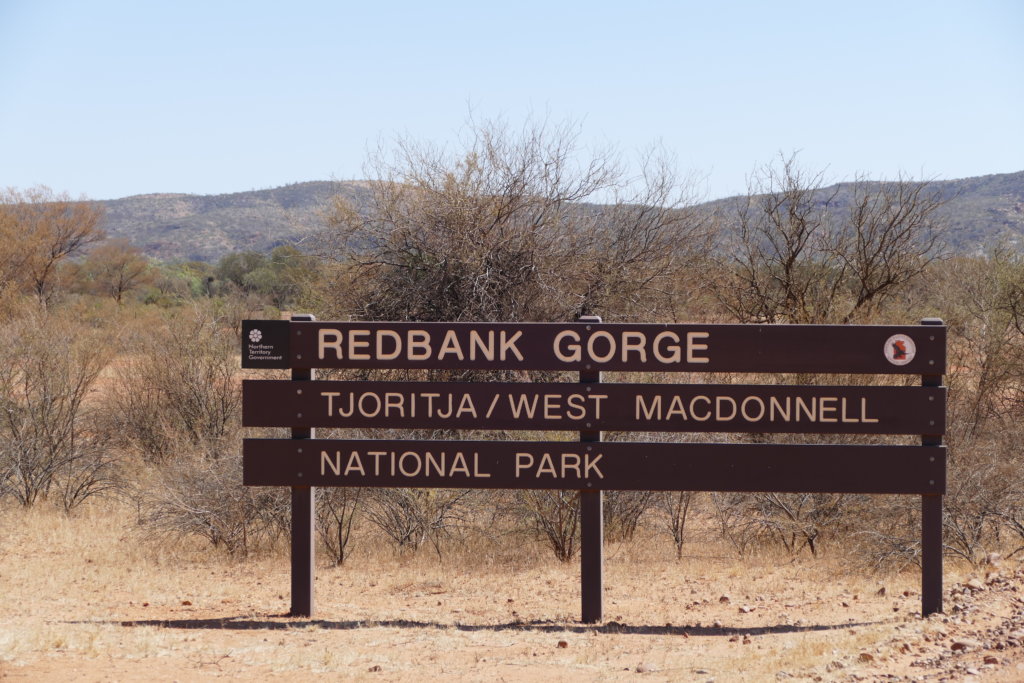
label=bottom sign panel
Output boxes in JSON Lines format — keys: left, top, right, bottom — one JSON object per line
{"left": 243, "top": 439, "right": 945, "bottom": 494}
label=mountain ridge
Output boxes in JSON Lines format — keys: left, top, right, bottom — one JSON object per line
{"left": 96, "top": 172, "right": 1024, "bottom": 261}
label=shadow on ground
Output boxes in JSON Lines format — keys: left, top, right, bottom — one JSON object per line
{"left": 74, "top": 616, "right": 887, "bottom": 637}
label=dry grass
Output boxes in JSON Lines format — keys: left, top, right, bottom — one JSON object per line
{"left": 3, "top": 500, "right": 1024, "bottom": 682}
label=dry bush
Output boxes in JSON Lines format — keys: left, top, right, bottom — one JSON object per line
{"left": 996, "top": 476, "right": 1024, "bottom": 559}
{"left": 104, "top": 305, "right": 242, "bottom": 463}
{"left": 710, "top": 491, "right": 770, "bottom": 556}
{"left": 654, "top": 490, "right": 699, "bottom": 560}
{"left": 0, "top": 312, "right": 118, "bottom": 511}
{"left": 309, "top": 423, "right": 495, "bottom": 560}
{"left": 924, "top": 251, "right": 1024, "bottom": 564}
{"left": 690, "top": 155, "right": 951, "bottom": 564}
{"left": 363, "top": 488, "right": 475, "bottom": 556}
{"left": 831, "top": 250, "right": 1024, "bottom": 569}
{"left": 136, "top": 450, "right": 287, "bottom": 556}
{"left": 750, "top": 492, "right": 859, "bottom": 557}
{"left": 602, "top": 490, "right": 654, "bottom": 543}
{"left": 834, "top": 494, "right": 921, "bottom": 572}
{"left": 515, "top": 489, "right": 581, "bottom": 561}
{"left": 710, "top": 486, "right": 870, "bottom": 559}
{"left": 319, "top": 116, "right": 709, "bottom": 324}
{"left": 676, "top": 418, "right": 890, "bottom": 559}
{"left": 942, "top": 451, "right": 1009, "bottom": 564}
{"left": 712, "top": 154, "right": 947, "bottom": 325}
{"left": 311, "top": 118, "right": 712, "bottom": 562}
{"left": 316, "top": 487, "right": 364, "bottom": 565}
{"left": 97, "top": 304, "right": 292, "bottom": 555}
{"left": 601, "top": 431, "right": 684, "bottom": 544}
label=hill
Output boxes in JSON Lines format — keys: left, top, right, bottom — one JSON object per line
{"left": 927, "top": 170, "right": 1024, "bottom": 250}
{"left": 98, "top": 181, "right": 373, "bottom": 261}
{"left": 704, "top": 170, "right": 1024, "bottom": 254}
{"left": 97, "top": 172, "right": 1024, "bottom": 261}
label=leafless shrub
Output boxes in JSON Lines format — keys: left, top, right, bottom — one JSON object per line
{"left": 0, "top": 313, "right": 118, "bottom": 510}
{"left": 52, "top": 439, "right": 121, "bottom": 513}
{"left": 850, "top": 495, "right": 923, "bottom": 572}
{"left": 602, "top": 490, "right": 653, "bottom": 543}
{"left": 710, "top": 492, "right": 769, "bottom": 556}
{"left": 924, "top": 251, "right": 1024, "bottom": 564}
{"left": 363, "top": 488, "right": 473, "bottom": 556}
{"left": 99, "top": 304, "right": 294, "bottom": 554}
{"left": 516, "top": 489, "right": 581, "bottom": 561}
{"left": 137, "top": 451, "right": 287, "bottom": 556}
{"left": 748, "top": 492, "right": 853, "bottom": 557}
{"left": 997, "top": 490, "right": 1024, "bottom": 560}
{"left": 105, "top": 305, "right": 241, "bottom": 463}
{"left": 699, "top": 424, "right": 877, "bottom": 558}
{"left": 655, "top": 491, "right": 698, "bottom": 560}
{"left": 941, "top": 431, "right": 1022, "bottom": 565}
{"left": 316, "top": 487, "right": 364, "bottom": 565}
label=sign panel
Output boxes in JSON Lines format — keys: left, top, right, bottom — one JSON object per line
{"left": 242, "top": 320, "right": 290, "bottom": 369}
{"left": 245, "top": 320, "right": 946, "bottom": 374}
{"left": 243, "top": 439, "right": 946, "bottom": 494}
{"left": 243, "top": 380, "right": 946, "bottom": 435}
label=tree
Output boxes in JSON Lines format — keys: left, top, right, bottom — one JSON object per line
{"left": 214, "top": 246, "right": 317, "bottom": 308}
{"left": 0, "top": 186, "right": 105, "bottom": 305}
{"left": 321, "top": 117, "right": 709, "bottom": 324}
{"left": 839, "top": 173, "right": 948, "bottom": 319}
{"left": 80, "top": 238, "right": 153, "bottom": 303}
{"left": 713, "top": 154, "right": 948, "bottom": 324}
{"left": 215, "top": 251, "right": 267, "bottom": 289}
{"left": 242, "top": 245, "right": 318, "bottom": 308}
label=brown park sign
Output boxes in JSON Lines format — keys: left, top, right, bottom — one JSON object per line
{"left": 241, "top": 316, "right": 948, "bottom": 621}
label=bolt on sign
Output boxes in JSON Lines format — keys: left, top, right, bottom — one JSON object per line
{"left": 242, "top": 317, "right": 947, "bottom": 621}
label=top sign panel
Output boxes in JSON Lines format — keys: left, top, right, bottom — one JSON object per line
{"left": 241, "top": 320, "right": 946, "bottom": 374}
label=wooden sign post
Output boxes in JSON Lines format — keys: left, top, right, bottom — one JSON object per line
{"left": 288, "top": 313, "right": 315, "bottom": 618}
{"left": 241, "top": 318, "right": 948, "bottom": 619}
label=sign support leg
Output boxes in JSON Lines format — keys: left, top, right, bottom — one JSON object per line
{"left": 580, "top": 488, "right": 603, "bottom": 623}
{"left": 920, "top": 317, "right": 943, "bottom": 617}
{"left": 578, "top": 315, "right": 603, "bottom": 624}
{"left": 290, "top": 484, "right": 314, "bottom": 616}
{"left": 290, "top": 314, "right": 316, "bottom": 617}
{"left": 921, "top": 493, "right": 943, "bottom": 616}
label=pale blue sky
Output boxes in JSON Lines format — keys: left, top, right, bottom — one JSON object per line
{"left": 1, "top": 0, "right": 1021, "bottom": 201}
